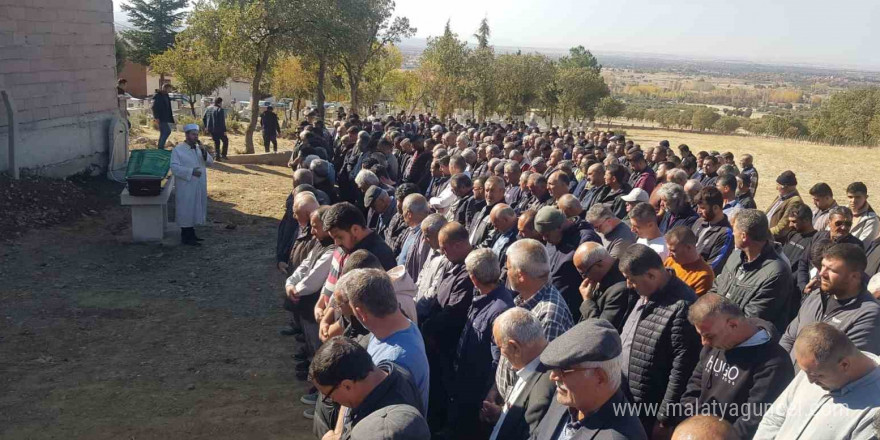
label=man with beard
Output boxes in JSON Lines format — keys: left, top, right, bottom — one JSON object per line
{"left": 691, "top": 187, "right": 735, "bottom": 274}
{"left": 470, "top": 176, "right": 507, "bottom": 247}
{"left": 578, "top": 163, "right": 608, "bottom": 213}
{"left": 781, "top": 243, "right": 880, "bottom": 361}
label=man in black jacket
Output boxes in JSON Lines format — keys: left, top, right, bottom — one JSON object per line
{"left": 598, "top": 163, "right": 631, "bottom": 220}
{"left": 323, "top": 202, "right": 396, "bottom": 270}
{"left": 260, "top": 105, "right": 281, "bottom": 152}
{"left": 532, "top": 319, "right": 647, "bottom": 440}
{"left": 309, "top": 337, "right": 426, "bottom": 440}
{"left": 782, "top": 203, "right": 817, "bottom": 293}
{"left": 691, "top": 187, "right": 735, "bottom": 274}
{"left": 469, "top": 176, "right": 506, "bottom": 247}
{"left": 796, "top": 206, "right": 864, "bottom": 293}
{"left": 781, "top": 243, "right": 880, "bottom": 362}
{"left": 482, "top": 308, "right": 555, "bottom": 440}
{"left": 535, "top": 207, "right": 601, "bottom": 321}
{"left": 151, "top": 83, "right": 175, "bottom": 149}
{"left": 618, "top": 243, "right": 701, "bottom": 437}
{"left": 419, "top": 222, "right": 475, "bottom": 432}
{"left": 574, "top": 241, "right": 638, "bottom": 331}
{"left": 680, "top": 294, "right": 794, "bottom": 439}
{"left": 202, "top": 97, "right": 229, "bottom": 159}
{"left": 710, "top": 209, "right": 796, "bottom": 334}
{"left": 658, "top": 183, "right": 700, "bottom": 234}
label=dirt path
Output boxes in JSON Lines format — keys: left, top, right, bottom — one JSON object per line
{"left": 0, "top": 163, "right": 316, "bottom": 439}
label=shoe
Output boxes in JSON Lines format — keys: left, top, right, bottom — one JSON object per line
{"left": 280, "top": 328, "right": 297, "bottom": 336}
{"left": 303, "top": 408, "right": 314, "bottom": 419}
{"left": 292, "top": 349, "right": 308, "bottom": 361}
{"left": 181, "top": 240, "right": 201, "bottom": 246}
{"left": 296, "top": 370, "right": 308, "bottom": 381}
{"left": 295, "top": 334, "right": 305, "bottom": 343}
{"left": 296, "top": 360, "right": 310, "bottom": 372}
{"left": 300, "top": 392, "right": 318, "bottom": 406}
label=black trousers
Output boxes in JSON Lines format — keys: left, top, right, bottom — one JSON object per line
{"left": 263, "top": 134, "right": 277, "bottom": 152}
{"left": 181, "top": 227, "right": 197, "bottom": 243}
{"left": 211, "top": 131, "right": 229, "bottom": 157}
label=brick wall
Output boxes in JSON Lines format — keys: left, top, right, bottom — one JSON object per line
{"left": 0, "top": 0, "right": 118, "bottom": 177}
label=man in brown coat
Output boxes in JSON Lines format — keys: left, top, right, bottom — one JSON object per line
{"left": 765, "top": 170, "right": 802, "bottom": 243}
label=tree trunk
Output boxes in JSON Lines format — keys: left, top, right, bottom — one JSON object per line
{"left": 190, "top": 100, "right": 196, "bottom": 117}
{"left": 295, "top": 98, "right": 302, "bottom": 121}
{"left": 349, "top": 75, "right": 360, "bottom": 117}
{"left": 245, "top": 50, "right": 270, "bottom": 154}
{"left": 315, "top": 55, "right": 327, "bottom": 120}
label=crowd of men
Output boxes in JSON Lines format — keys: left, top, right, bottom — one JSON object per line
{"left": 273, "top": 111, "right": 880, "bottom": 440}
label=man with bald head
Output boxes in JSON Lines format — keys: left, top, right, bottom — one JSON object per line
{"left": 573, "top": 241, "right": 637, "bottom": 331}
{"left": 547, "top": 171, "right": 570, "bottom": 205}
{"left": 470, "top": 176, "right": 508, "bottom": 247}
{"left": 556, "top": 194, "right": 582, "bottom": 220}
{"left": 755, "top": 323, "right": 880, "bottom": 440}
{"left": 579, "top": 163, "right": 608, "bottom": 213}
{"left": 504, "top": 161, "right": 527, "bottom": 211}
{"left": 526, "top": 173, "right": 554, "bottom": 212}
{"left": 672, "top": 416, "right": 738, "bottom": 440}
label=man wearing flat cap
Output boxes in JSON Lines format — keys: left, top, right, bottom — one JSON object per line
{"left": 535, "top": 207, "right": 601, "bottom": 322}
{"left": 531, "top": 319, "right": 647, "bottom": 440}
{"left": 170, "top": 123, "right": 214, "bottom": 246}
{"left": 765, "top": 170, "right": 802, "bottom": 243}
{"left": 364, "top": 185, "right": 396, "bottom": 238}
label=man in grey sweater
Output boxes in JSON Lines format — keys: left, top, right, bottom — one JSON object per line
{"left": 755, "top": 323, "right": 880, "bottom": 440}
{"left": 781, "top": 243, "right": 880, "bottom": 363}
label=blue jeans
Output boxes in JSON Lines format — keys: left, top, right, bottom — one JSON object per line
{"left": 158, "top": 122, "right": 172, "bottom": 149}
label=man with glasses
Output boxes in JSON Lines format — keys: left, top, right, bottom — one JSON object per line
{"left": 798, "top": 206, "right": 865, "bottom": 293}
{"left": 531, "top": 319, "right": 647, "bottom": 440}
{"left": 585, "top": 204, "right": 635, "bottom": 259}
{"left": 573, "top": 241, "right": 637, "bottom": 330}
{"left": 308, "top": 336, "right": 428, "bottom": 440}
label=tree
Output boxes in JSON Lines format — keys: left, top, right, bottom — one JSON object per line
{"left": 691, "top": 107, "right": 720, "bottom": 131}
{"left": 558, "top": 45, "right": 601, "bottom": 73}
{"left": 493, "top": 52, "right": 554, "bottom": 118}
{"left": 557, "top": 67, "right": 609, "bottom": 124}
{"left": 151, "top": 38, "right": 230, "bottom": 117}
{"left": 714, "top": 116, "right": 741, "bottom": 134}
{"left": 270, "top": 55, "right": 316, "bottom": 122}
{"left": 467, "top": 19, "right": 496, "bottom": 121}
{"left": 358, "top": 45, "right": 404, "bottom": 113}
{"left": 597, "top": 96, "right": 625, "bottom": 127}
{"left": 187, "top": 0, "right": 306, "bottom": 154}
{"left": 335, "top": 0, "right": 415, "bottom": 114}
{"left": 419, "top": 21, "right": 470, "bottom": 118}
{"left": 386, "top": 70, "right": 426, "bottom": 115}
{"left": 115, "top": 34, "right": 131, "bottom": 76}
{"left": 121, "top": 0, "right": 188, "bottom": 84}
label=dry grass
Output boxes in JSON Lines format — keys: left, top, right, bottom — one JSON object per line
{"left": 623, "top": 127, "right": 878, "bottom": 209}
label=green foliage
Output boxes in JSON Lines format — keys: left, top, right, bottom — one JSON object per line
{"left": 691, "top": 107, "right": 720, "bottom": 131}
{"left": 120, "top": 0, "right": 188, "bottom": 65}
{"left": 557, "top": 67, "right": 609, "bottom": 123}
{"left": 597, "top": 96, "right": 625, "bottom": 124}
{"left": 809, "top": 88, "right": 880, "bottom": 145}
{"left": 115, "top": 34, "right": 130, "bottom": 75}
{"left": 150, "top": 37, "right": 230, "bottom": 116}
{"left": 714, "top": 116, "right": 741, "bottom": 134}
{"left": 494, "top": 52, "right": 555, "bottom": 117}
{"left": 359, "top": 45, "right": 405, "bottom": 110}
{"left": 558, "top": 45, "right": 601, "bottom": 73}
{"left": 419, "top": 21, "right": 470, "bottom": 118}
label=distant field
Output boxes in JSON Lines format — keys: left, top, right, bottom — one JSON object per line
{"left": 623, "top": 128, "right": 877, "bottom": 209}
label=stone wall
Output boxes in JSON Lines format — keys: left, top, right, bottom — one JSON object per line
{"left": 0, "top": 0, "right": 118, "bottom": 177}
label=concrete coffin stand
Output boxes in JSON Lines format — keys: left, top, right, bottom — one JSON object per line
{"left": 120, "top": 178, "right": 178, "bottom": 243}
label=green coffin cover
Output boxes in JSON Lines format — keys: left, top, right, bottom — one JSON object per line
{"left": 125, "top": 149, "right": 171, "bottom": 179}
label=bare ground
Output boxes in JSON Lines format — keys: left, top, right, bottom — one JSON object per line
{"left": 0, "top": 158, "right": 313, "bottom": 439}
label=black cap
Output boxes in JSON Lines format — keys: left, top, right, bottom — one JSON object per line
{"left": 539, "top": 319, "right": 621, "bottom": 370}
{"left": 776, "top": 170, "right": 797, "bottom": 187}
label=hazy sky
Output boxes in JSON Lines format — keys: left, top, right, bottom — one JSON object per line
{"left": 112, "top": 0, "right": 880, "bottom": 70}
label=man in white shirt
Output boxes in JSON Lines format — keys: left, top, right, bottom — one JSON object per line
{"left": 482, "top": 307, "right": 555, "bottom": 440}
{"left": 429, "top": 154, "right": 468, "bottom": 214}
{"left": 629, "top": 202, "right": 669, "bottom": 260}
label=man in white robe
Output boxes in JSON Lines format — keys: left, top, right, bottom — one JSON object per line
{"left": 171, "top": 124, "right": 214, "bottom": 245}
